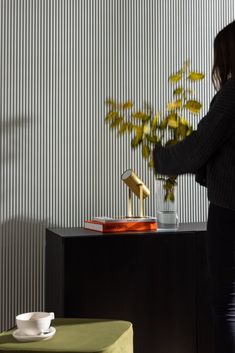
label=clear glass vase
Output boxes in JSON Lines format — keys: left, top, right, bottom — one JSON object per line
{"left": 155, "top": 179, "right": 178, "bottom": 226}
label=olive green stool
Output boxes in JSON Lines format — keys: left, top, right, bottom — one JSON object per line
{"left": 0, "top": 318, "right": 133, "bottom": 353}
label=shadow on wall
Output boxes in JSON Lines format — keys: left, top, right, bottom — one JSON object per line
{"left": 0, "top": 116, "right": 31, "bottom": 204}
{"left": 0, "top": 116, "right": 48, "bottom": 332}
{"left": 0, "top": 116, "right": 30, "bottom": 163}
{"left": 0, "top": 218, "right": 47, "bottom": 332}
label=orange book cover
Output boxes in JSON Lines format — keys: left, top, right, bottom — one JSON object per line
{"left": 84, "top": 220, "right": 157, "bottom": 233}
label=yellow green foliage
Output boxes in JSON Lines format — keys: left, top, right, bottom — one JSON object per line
{"left": 104, "top": 61, "right": 205, "bottom": 201}
{"left": 184, "top": 100, "right": 202, "bottom": 114}
{"left": 132, "top": 111, "right": 149, "bottom": 120}
{"left": 105, "top": 111, "right": 118, "bottom": 121}
{"left": 121, "top": 101, "right": 133, "bottom": 109}
{"left": 148, "top": 159, "right": 154, "bottom": 168}
{"left": 151, "top": 113, "right": 160, "bottom": 130}
{"left": 118, "top": 123, "right": 130, "bottom": 134}
{"left": 167, "top": 114, "right": 179, "bottom": 128}
{"left": 173, "top": 87, "right": 184, "bottom": 96}
{"left": 167, "top": 99, "right": 182, "bottom": 111}
{"left": 142, "top": 144, "right": 150, "bottom": 159}
{"left": 168, "top": 72, "right": 182, "bottom": 83}
{"left": 188, "top": 72, "right": 205, "bottom": 81}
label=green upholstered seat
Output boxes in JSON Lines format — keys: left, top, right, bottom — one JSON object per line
{"left": 0, "top": 318, "right": 133, "bottom": 353}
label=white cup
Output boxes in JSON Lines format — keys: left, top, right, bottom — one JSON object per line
{"left": 16, "top": 312, "right": 55, "bottom": 336}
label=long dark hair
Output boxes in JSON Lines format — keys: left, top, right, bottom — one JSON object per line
{"left": 212, "top": 20, "right": 235, "bottom": 91}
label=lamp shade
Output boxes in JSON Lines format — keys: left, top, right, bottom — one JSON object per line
{"left": 121, "top": 169, "right": 150, "bottom": 199}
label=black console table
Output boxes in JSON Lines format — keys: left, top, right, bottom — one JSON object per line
{"left": 46, "top": 223, "right": 213, "bottom": 353}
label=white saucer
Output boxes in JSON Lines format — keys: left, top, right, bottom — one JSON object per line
{"left": 13, "top": 326, "right": 56, "bottom": 342}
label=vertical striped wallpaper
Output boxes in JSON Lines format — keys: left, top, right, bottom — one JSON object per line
{"left": 0, "top": 0, "right": 235, "bottom": 331}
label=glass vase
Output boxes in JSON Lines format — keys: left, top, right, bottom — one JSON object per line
{"left": 155, "top": 179, "right": 178, "bottom": 226}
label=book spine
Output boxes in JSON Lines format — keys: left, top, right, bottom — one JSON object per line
{"left": 102, "top": 223, "right": 157, "bottom": 232}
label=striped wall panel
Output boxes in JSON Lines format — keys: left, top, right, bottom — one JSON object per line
{"left": 0, "top": 0, "right": 235, "bottom": 331}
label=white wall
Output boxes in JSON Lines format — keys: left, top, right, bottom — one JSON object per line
{"left": 0, "top": 0, "right": 234, "bottom": 331}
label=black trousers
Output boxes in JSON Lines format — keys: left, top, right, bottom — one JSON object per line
{"left": 207, "top": 203, "right": 235, "bottom": 353}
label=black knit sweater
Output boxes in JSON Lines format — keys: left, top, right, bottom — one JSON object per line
{"left": 153, "top": 78, "right": 235, "bottom": 211}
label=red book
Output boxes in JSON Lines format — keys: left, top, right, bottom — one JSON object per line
{"left": 84, "top": 220, "right": 157, "bottom": 233}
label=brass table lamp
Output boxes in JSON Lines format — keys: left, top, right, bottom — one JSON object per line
{"left": 121, "top": 169, "right": 150, "bottom": 218}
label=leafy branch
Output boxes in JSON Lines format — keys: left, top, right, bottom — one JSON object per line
{"left": 104, "top": 61, "right": 205, "bottom": 202}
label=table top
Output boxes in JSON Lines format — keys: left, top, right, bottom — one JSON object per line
{"left": 0, "top": 318, "right": 133, "bottom": 353}
{"left": 47, "top": 222, "right": 207, "bottom": 238}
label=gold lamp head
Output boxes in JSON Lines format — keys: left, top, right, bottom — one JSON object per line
{"left": 121, "top": 169, "right": 150, "bottom": 218}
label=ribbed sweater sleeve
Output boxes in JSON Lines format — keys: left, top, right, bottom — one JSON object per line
{"left": 153, "top": 78, "right": 235, "bottom": 176}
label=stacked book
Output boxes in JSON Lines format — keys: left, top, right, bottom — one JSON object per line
{"left": 84, "top": 216, "right": 157, "bottom": 233}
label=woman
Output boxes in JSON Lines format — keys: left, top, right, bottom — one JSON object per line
{"left": 153, "top": 21, "right": 235, "bottom": 353}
